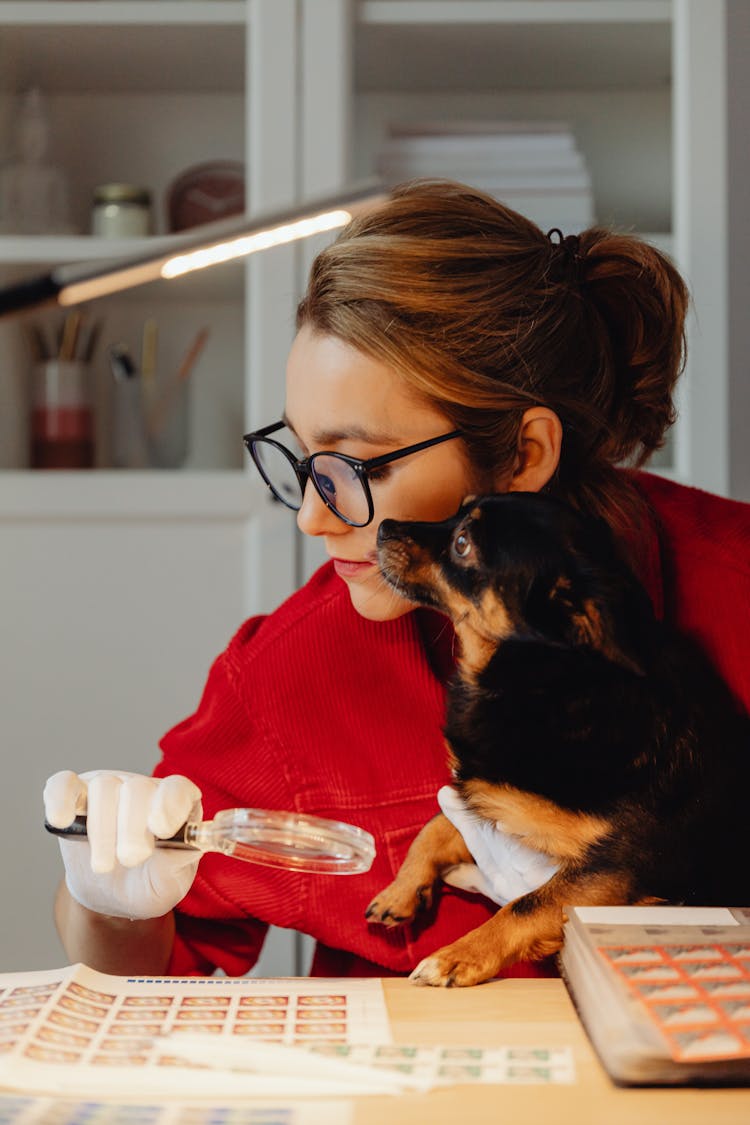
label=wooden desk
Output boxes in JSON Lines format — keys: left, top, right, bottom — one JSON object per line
{"left": 360, "top": 978, "right": 750, "bottom": 1125}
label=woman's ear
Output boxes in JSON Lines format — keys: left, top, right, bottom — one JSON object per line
{"left": 506, "top": 407, "right": 562, "bottom": 493}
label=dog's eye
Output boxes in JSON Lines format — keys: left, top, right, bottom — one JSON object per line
{"left": 452, "top": 530, "right": 472, "bottom": 559}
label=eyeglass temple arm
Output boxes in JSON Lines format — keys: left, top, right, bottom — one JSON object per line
{"left": 360, "top": 430, "right": 462, "bottom": 471}
{"left": 244, "top": 420, "right": 286, "bottom": 441}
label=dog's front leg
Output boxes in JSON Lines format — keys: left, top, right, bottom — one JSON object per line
{"left": 365, "top": 813, "right": 471, "bottom": 928}
{"left": 410, "top": 867, "right": 635, "bottom": 987}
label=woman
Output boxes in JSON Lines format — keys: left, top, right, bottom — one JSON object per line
{"left": 44, "top": 180, "right": 750, "bottom": 979}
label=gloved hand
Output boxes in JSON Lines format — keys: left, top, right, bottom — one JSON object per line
{"left": 437, "top": 784, "right": 559, "bottom": 906}
{"left": 43, "top": 770, "right": 203, "bottom": 920}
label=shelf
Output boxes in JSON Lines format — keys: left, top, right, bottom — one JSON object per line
{"left": 0, "top": 237, "right": 246, "bottom": 303}
{"left": 0, "top": 2, "right": 245, "bottom": 24}
{"left": 0, "top": 469, "right": 264, "bottom": 521}
{"left": 0, "top": 4, "right": 246, "bottom": 93}
{"left": 356, "top": 1, "right": 671, "bottom": 92}
{"left": 359, "top": 2, "right": 671, "bottom": 24}
{"left": 0, "top": 234, "right": 183, "bottom": 265}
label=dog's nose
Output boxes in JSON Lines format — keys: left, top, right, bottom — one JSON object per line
{"left": 376, "top": 519, "right": 399, "bottom": 545}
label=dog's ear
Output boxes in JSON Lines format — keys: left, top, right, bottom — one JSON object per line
{"left": 528, "top": 577, "right": 646, "bottom": 674}
{"left": 527, "top": 575, "right": 584, "bottom": 646}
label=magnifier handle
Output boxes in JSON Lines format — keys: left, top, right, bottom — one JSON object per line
{"left": 44, "top": 815, "right": 197, "bottom": 850}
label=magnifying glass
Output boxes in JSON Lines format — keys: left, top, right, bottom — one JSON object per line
{"left": 45, "top": 807, "right": 375, "bottom": 875}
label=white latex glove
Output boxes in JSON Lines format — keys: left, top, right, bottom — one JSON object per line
{"left": 43, "top": 770, "right": 203, "bottom": 920}
{"left": 438, "top": 784, "right": 559, "bottom": 906}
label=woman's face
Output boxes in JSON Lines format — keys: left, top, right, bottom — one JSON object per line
{"left": 284, "top": 325, "right": 500, "bottom": 621}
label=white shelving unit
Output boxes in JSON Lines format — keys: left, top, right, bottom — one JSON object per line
{"left": 0, "top": 0, "right": 301, "bottom": 974}
{"left": 0, "top": 2, "right": 247, "bottom": 477}
{"left": 0, "top": 0, "right": 736, "bottom": 973}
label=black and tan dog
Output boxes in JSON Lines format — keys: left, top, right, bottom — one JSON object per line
{"left": 366, "top": 492, "right": 750, "bottom": 987}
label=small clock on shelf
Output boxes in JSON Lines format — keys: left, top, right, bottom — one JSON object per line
{"left": 166, "top": 161, "right": 245, "bottom": 232}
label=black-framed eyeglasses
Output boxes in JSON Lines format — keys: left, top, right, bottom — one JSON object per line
{"left": 243, "top": 421, "right": 462, "bottom": 527}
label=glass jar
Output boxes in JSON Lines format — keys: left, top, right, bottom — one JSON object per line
{"left": 91, "top": 183, "right": 151, "bottom": 238}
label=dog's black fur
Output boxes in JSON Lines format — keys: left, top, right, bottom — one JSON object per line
{"left": 366, "top": 492, "right": 750, "bottom": 986}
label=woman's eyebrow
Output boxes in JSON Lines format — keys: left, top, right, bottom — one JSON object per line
{"left": 282, "top": 413, "right": 397, "bottom": 448}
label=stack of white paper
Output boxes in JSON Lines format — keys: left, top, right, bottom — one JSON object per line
{"left": 376, "top": 121, "right": 594, "bottom": 232}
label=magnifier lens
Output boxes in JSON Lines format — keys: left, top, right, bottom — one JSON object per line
{"left": 187, "top": 808, "right": 375, "bottom": 875}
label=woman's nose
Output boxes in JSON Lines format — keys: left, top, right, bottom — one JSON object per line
{"left": 296, "top": 480, "right": 342, "bottom": 537}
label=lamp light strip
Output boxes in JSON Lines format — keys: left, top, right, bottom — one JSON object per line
{"left": 161, "top": 209, "right": 352, "bottom": 279}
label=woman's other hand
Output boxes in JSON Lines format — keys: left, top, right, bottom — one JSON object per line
{"left": 437, "top": 784, "right": 559, "bottom": 905}
{"left": 43, "top": 770, "right": 203, "bottom": 920}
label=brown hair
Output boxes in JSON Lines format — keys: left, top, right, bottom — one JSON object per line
{"left": 296, "top": 179, "right": 688, "bottom": 551}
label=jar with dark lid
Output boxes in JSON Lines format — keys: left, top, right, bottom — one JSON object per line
{"left": 91, "top": 183, "right": 152, "bottom": 238}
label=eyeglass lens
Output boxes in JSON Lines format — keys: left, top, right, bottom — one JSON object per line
{"left": 311, "top": 455, "right": 370, "bottom": 524}
{"left": 252, "top": 439, "right": 370, "bottom": 525}
{"left": 252, "top": 440, "right": 302, "bottom": 508}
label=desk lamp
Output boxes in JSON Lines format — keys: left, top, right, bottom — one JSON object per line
{"left": 0, "top": 183, "right": 384, "bottom": 316}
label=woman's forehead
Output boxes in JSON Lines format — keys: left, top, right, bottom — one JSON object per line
{"left": 285, "top": 327, "right": 446, "bottom": 443}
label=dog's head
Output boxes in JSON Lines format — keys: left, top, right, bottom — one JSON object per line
{"left": 377, "top": 492, "right": 655, "bottom": 679}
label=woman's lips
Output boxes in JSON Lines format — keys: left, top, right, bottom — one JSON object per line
{"left": 332, "top": 558, "right": 377, "bottom": 580}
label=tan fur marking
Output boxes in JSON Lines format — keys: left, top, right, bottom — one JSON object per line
{"left": 378, "top": 541, "right": 441, "bottom": 590}
{"left": 452, "top": 627, "right": 495, "bottom": 682}
{"left": 365, "top": 814, "right": 471, "bottom": 928}
{"left": 572, "top": 598, "right": 604, "bottom": 646}
{"left": 549, "top": 576, "right": 572, "bottom": 597}
{"left": 461, "top": 779, "right": 611, "bottom": 860}
{"left": 409, "top": 868, "right": 636, "bottom": 986}
{"left": 572, "top": 598, "right": 643, "bottom": 674}
{"left": 470, "top": 506, "right": 483, "bottom": 520}
{"left": 444, "top": 738, "right": 459, "bottom": 775}
{"left": 476, "top": 588, "right": 513, "bottom": 639}
{"left": 452, "top": 588, "right": 515, "bottom": 680}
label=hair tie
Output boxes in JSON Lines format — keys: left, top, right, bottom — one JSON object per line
{"left": 547, "top": 228, "right": 581, "bottom": 260}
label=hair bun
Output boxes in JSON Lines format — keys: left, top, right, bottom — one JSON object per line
{"left": 577, "top": 230, "right": 688, "bottom": 465}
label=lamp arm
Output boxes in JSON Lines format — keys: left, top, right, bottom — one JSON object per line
{"left": 0, "top": 182, "right": 384, "bottom": 318}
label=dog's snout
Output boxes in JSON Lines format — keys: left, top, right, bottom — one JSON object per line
{"left": 377, "top": 515, "right": 420, "bottom": 546}
{"left": 377, "top": 518, "right": 408, "bottom": 546}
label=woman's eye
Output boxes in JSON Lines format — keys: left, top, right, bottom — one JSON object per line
{"left": 316, "top": 473, "right": 337, "bottom": 500}
{"left": 366, "top": 466, "right": 392, "bottom": 484}
{"left": 452, "top": 531, "right": 472, "bottom": 559}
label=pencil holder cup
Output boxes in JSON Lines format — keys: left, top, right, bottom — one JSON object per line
{"left": 111, "top": 375, "right": 150, "bottom": 469}
{"left": 146, "top": 372, "right": 190, "bottom": 469}
{"left": 30, "top": 360, "right": 94, "bottom": 469}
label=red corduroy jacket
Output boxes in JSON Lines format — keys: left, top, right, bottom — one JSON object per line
{"left": 155, "top": 473, "right": 750, "bottom": 977}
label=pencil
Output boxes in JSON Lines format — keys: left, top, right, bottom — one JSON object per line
{"left": 176, "top": 326, "right": 209, "bottom": 382}
{"left": 59, "top": 310, "right": 82, "bottom": 361}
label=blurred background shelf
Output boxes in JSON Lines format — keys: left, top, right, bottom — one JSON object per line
{"left": 0, "top": 469, "right": 261, "bottom": 520}
{"left": 357, "top": 1, "right": 672, "bottom": 91}
{"left": 0, "top": 4, "right": 246, "bottom": 93}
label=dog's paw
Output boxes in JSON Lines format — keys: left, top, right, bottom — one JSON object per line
{"left": 365, "top": 880, "right": 433, "bottom": 928}
{"left": 408, "top": 939, "right": 500, "bottom": 988}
